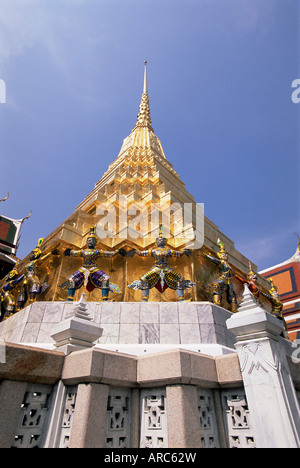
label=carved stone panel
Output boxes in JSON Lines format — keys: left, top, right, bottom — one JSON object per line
{"left": 197, "top": 388, "right": 220, "bottom": 448}
{"left": 140, "top": 388, "right": 168, "bottom": 448}
{"left": 221, "top": 389, "right": 256, "bottom": 448}
{"left": 12, "top": 384, "right": 52, "bottom": 449}
{"left": 58, "top": 386, "right": 78, "bottom": 449}
{"left": 105, "top": 387, "right": 131, "bottom": 448}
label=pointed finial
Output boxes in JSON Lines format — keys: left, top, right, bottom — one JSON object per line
{"left": 295, "top": 233, "right": 300, "bottom": 253}
{"left": 133, "top": 60, "right": 153, "bottom": 131}
{"left": 0, "top": 193, "right": 9, "bottom": 203}
{"left": 21, "top": 210, "right": 32, "bottom": 223}
{"left": 143, "top": 60, "right": 147, "bottom": 94}
{"left": 74, "top": 293, "right": 92, "bottom": 321}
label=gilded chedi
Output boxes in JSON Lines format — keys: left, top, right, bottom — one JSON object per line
{"left": 0, "top": 62, "right": 272, "bottom": 309}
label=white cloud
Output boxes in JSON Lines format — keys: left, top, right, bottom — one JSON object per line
{"left": 0, "top": 0, "right": 107, "bottom": 105}
{"left": 0, "top": 2, "right": 93, "bottom": 68}
{"left": 0, "top": 1, "right": 46, "bottom": 65}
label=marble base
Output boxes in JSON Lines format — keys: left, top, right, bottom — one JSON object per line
{"left": 0, "top": 301, "right": 236, "bottom": 355}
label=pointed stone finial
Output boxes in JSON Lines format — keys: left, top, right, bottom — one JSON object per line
{"left": 238, "top": 284, "right": 266, "bottom": 313}
{"left": 73, "top": 293, "right": 92, "bottom": 321}
{"left": 51, "top": 293, "right": 102, "bottom": 354}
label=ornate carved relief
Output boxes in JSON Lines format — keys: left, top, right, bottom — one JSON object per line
{"left": 58, "top": 386, "right": 78, "bottom": 449}
{"left": 140, "top": 389, "right": 167, "bottom": 448}
{"left": 240, "top": 342, "right": 278, "bottom": 375}
{"left": 12, "top": 384, "right": 52, "bottom": 448}
{"left": 197, "top": 388, "right": 220, "bottom": 448}
{"left": 221, "top": 389, "right": 256, "bottom": 448}
{"left": 105, "top": 388, "right": 131, "bottom": 448}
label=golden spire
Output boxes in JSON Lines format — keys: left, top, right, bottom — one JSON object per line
{"left": 143, "top": 59, "right": 147, "bottom": 93}
{"left": 133, "top": 60, "right": 154, "bottom": 132}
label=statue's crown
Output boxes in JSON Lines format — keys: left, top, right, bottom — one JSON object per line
{"left": 217, "top": 238, "right": 227, "bottom": 258}
{"left": 87, "top": 227, "right": 98, "bottom": 240}
{"left": 156, "top": 224, "right": 166, "bottom": 242}
{"left": 31, "top": 238, "right": 44, "bottom": 258}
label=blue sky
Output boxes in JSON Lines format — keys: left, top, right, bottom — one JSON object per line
{"left": 0, "top": 0, "right": 299, "bottom": 271}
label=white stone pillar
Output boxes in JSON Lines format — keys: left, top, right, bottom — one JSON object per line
{"left": 226, "top": 285, "right": 300, "bottom": 448}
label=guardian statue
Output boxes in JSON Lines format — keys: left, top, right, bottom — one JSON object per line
{"left": 16, "top": 238, "right": 59, "bottom": 311}
{"left": 128, "top": 225, "right": 194, "bottom": 301}
{"left": 0, "top": 261, "right": 23, "bottom": 320}
{"left": 62, "top": 227, "right": 125, "bottom": 301}
{"left": 235, "top": 262, "right": 262, "bottom": 305}
{"left": 201, "top": 238, "right": 238, "bottom": 312}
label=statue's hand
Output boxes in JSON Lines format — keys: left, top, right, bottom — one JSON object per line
{"left": 128, "top": 249, "right": 136, "bottom": 257}
{"left": 198, "top": 249, "right": 211, "bottom": 259}
{"left": 64, "top": 248, "right": 72, "bottom": 257}
{"left": 118, "top": 248, "right": 126, "bottom": 257}
{"left": 184, "top": 249, "right": 192, "bottom": 257}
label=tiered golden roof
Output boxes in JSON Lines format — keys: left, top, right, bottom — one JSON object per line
{"left": 75, "top": 60, "right": 193, "bottom": 249}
